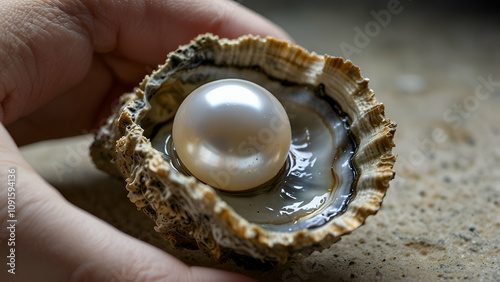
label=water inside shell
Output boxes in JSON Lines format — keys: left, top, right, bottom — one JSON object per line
{"left": 148, "top": 65, "right": 357, "bottom": 232}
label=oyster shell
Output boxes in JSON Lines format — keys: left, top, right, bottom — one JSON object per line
{"left": 91, "top": 34, "right": 396, "bottom": 263}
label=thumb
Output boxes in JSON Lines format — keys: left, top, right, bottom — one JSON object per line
{"left": 0, "top": 124, "right": 254, "bottom": 281}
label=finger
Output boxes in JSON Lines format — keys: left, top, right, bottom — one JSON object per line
{"left": 82, "top": 0, "right": 292, "bottom": 65}
{"left": 0, "top": 0, "right": 94, "bottom": 125}
{"left": 0, "top": 124, "right": 252, "bottom": 281}
{"left": 6, "top": 55, "right": 115, "bottom": 145}
{"left": 0, "top": 0, "right": 292, "bottom": 126}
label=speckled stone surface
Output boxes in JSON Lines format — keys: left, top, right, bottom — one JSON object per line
{"left": 21, "top": 1, "right": 500, "bottom": 280}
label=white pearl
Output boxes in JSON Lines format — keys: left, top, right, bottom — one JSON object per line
{"left": 172, "top": 79, "right": 291, "bottom": 191}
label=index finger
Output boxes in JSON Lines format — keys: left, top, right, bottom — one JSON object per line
{"left": 82, "top": 0, "right": 293, "bottom": 65}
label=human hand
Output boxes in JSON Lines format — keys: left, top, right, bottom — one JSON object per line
{"left": 0, "top": 0, "right": 291, "bottom": 280}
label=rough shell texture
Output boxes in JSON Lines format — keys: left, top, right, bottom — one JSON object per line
{"left": 90, "top": 34, "right": 396, "bottom": 263}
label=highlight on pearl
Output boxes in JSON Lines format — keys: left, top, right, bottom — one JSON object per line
{"left": 172, "top": 78, "right": 292, "bottom": 191}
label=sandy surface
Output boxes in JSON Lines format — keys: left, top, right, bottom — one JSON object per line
{"left": 20, "top": 1, "right": 500, "bottom": 281}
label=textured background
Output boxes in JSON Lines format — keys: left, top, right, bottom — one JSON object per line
{"left": 21, "top": 0, "right": 500, "bottom": 280}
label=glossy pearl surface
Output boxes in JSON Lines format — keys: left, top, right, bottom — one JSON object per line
{"left": 172, "top": 79, "right": 291, "bottom": 191}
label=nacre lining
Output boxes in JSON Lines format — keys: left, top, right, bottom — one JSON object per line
{"left": 150, "top": 66, "right": 356, "bottom": 232}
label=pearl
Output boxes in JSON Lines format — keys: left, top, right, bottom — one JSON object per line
{"left": 172, "top": 79, "right": 291, "bottom": 191}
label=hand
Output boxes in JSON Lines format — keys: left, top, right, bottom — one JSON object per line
{"left": 0, "top": 0, "right": 291, "bottom": 280}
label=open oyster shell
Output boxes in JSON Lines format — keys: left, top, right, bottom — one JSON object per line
{"left": 91, "top": 34, "right": 396, "bottom": 263}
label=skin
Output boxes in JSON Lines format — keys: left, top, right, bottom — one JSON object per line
{"left": 0, "top": 0, "right": 291, "bottom": 280}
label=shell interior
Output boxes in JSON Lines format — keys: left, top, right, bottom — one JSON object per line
{"left": 149, "top": 66, "right": 357, "bottom": 232}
